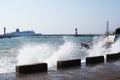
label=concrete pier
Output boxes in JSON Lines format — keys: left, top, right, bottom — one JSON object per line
{"left": 16, "top": 63, "right": 47, "bottom": 75}
{"left": 86, "top": 56, "right": 104, "bottom": 66}
{"left": 0, "top": 60, "right": 120, "bottom": 80}
{"left": 57, "top": 59, "right": 81, "bottom": 69}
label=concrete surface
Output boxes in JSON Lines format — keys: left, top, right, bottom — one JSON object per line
{"left": 0, "top": 60, "right": 120, "bottom": 80}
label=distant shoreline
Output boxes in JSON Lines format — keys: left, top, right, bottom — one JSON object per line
{"left": 0, "top": 34, "right": 100, "bottom": 39}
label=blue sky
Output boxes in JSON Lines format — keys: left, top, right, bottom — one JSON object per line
{"left": 0, "top": 0, "right": 120, "bottom": 34}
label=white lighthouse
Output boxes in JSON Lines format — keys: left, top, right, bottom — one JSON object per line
{"left": 105, "top": 21, "right": 109, "bottom": 35}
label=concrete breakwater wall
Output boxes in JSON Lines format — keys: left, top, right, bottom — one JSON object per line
{"left": 16, "top": 53, "right": 120, "bottom": 75}
{"left": 16, "top": 63, "right": 47, "bottom": 75}
{"left": 106, "top": 53, "right": 120, "bottom": 62}
{"left": 86, "top": 56, "right": 104, "bottom": 66}
{"left": 57, "top": 59, "right": 81, "bottom": 69}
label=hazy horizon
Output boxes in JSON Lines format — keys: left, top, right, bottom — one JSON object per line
{"left": 0, "top": 0, "right": 120, "bottom": 34}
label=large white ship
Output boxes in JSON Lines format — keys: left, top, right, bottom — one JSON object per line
{"left": 7, "top": 28, "right": 41, "bottom": 36}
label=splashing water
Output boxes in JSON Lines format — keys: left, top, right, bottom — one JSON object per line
{"left": 17, "top": 43, "right": 55, "bottom": 65}
{"left": 17, "top": 40, "right": 84, "bottom": 68}
{"left": 17, "top": 36, "right": 120, "bottom": 68}
{"left": 45, "top": 40, "right": 83, "bottom": 67}
{"left": 87, "top": 36, "right": 109, "bottom": 57}
{"left": 88, "top": 36, "right": 120, "bottom": 57}
{"left": 1, "top": 36, "right": 120, "bottom": 73}
{"left": 0, "top": 48, "right": 17, "bottom": 73}
{"left": 109, "top": 38, "right": 120, "bottom": 53}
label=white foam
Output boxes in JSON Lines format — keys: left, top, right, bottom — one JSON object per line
{"left": 87, "top": 36, "right": 120, "bottom": 57}
{"left": 17, "top": 40, "right": 77, "bottom": 67}
{"left": 109, "top": 38, "right": 120, "bottom": 53}
{"left": 87, "top": 36, "right": 108, "bottom": 57}
{"left": 16, "top": 36, "right": 120, "bottom": 69}
{"left": 17, "top": 44, "right": 55, "bottom": 65}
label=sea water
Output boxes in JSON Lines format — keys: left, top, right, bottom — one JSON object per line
{"left": 0, "top": 35, "right": 120, "bottom": 73}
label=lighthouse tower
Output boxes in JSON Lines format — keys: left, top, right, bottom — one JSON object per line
{"left": 105, "top": 21, "right": 109, "bottom": 35}
{"left": 4, "top": 27, "right": 6, "bottom": 36}
{"left": 75, "top": 28, "right": 78, "bottom": 35}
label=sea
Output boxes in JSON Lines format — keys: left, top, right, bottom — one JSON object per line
{"left": 0, "top": 35, "right": 120, "bottom": 74}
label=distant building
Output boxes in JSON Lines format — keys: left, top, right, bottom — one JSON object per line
{"left": 7, "top": 28, "right": 39, "bottom": 36}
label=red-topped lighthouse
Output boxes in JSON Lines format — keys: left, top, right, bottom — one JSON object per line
{"left": 75, "top": 28, "right": 78, "bottom": 35}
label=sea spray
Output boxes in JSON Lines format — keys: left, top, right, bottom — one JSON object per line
{"left": 17, "top": 36, "right": 106, "bottom": 68}
{"left": 87, "top": 36, "right": 120, "bottom": 58}
{"left": 46, "top": 40, "right": 76, "bottom": 67}
{"left": 109, "top": 38, "right": 120, "bottom": 53}
{"left": 87, "top": 36, "right": 109, "bottom": 57}
{"left": 17, "top": 43, "right": 55, "bottom": 65}
{"left": 0, "top": 48, "right": 18, "bottom": 73}
{"left": 17, "top": 38, "right": 86, "bottom": 68}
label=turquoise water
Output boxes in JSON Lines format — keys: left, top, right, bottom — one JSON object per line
{"left": 0, "top": 35, "right": 120, "bottom": 73}
{"left": 0, "top": 36, "right": 93, "bottom": 52}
